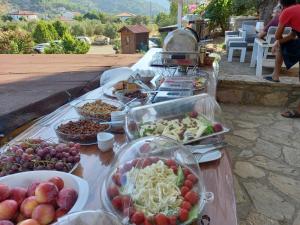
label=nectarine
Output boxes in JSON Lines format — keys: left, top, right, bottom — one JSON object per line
{"left": 48, "top": 177, "right": 64, "bottom": 191}
{"left": 0, "top": 200, "right": 18, "bottom": 220}
{"left": 17, "top": 219, "right": 41, "bottom": 225}
{"left": 31, "top": 204, "right": 55, "bottom": 225}
{"left": 56, "top": 188, "right": 77, "bottom": 211}
{"left": 0, "top": 184, "right": 10, "bottom": 201}
{"left": 20, "top": 196, "right": 39, "bottom": 218}
{"left": 35, "top": 183, "right": 58, "bottom": 204}
{"left": 9, "top": 187, "right": 27, "bottom": 205}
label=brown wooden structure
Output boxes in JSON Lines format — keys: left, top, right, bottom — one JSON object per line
{"left": 119, "top": 25, "right": 149, "bottom": 54}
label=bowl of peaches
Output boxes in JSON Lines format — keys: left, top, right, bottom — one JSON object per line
{"left": 0, "top": 170, "right": 89, "bottom": 225}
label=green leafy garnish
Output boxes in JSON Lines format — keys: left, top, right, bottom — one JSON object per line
{"left": 183, "top": 205, "right": 199, "bottom": 225}
{"left": 203, "top": 125, "right": 214, "bottom": 135}
{"left": 176, "top": 166, "right": 184, "bottom": 187}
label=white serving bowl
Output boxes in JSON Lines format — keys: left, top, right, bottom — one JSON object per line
{"left": 0, "top": 170, "right": 89, "bottom": 214}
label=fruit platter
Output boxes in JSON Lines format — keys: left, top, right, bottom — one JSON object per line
{"left": 102, "top": 136, "right": 213, "bottom": 225}
{"left": 0, "top": 170, "right": 89, "bottom": 225}
{"left": 125, "top": 94, "right": 229, "bottom": 144}
{"left": 0, "top": 139, "right": 80, "bottom": 177}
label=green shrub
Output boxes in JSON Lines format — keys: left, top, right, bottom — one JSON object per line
{"left": 62, "top": 33, "right": 90, "bottom": 54}
{"left": 44, "top": 42, "right": 64, "bottom": 54}
{"left": 0, "top": 30, "right": 33, "bottom": 54}
{"left": 33, "top": 21, "right": 58, "bottom": 43}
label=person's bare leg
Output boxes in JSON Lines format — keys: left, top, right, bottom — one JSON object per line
{"left": 297, "top": 103, "right": 300, "bottom": 113}
{"left": 272, "top": 49, "right": 283, "bottom": 80}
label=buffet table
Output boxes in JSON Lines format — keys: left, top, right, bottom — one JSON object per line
{"left": 6, "top": 49, "right": 237, "bottom": 225}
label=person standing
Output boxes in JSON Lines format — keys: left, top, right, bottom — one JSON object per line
{"left": 264, "top": 0, "right": 300, "bottom": 117}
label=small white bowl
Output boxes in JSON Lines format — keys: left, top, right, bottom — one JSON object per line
{"left": 97, "top": 132, "right": 114, "bottom": 152}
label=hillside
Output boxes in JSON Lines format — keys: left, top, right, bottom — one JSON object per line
{"left": 3, "top": 0, "right": 169, "bottom": 15}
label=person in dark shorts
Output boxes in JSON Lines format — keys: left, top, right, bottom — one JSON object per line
{"left": 264, "top": 0, "right": 300, "bottom": 118}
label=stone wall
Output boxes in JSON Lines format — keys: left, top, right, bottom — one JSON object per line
{"left": 217, "top": 75, "right": 300, "bottom": 108}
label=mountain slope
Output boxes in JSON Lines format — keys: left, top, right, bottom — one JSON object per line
{"left": 4, "top": 0, "right": 168, "bottom": 15}
{"left": 95, "top": 0, "right": 168, "bottom": 15}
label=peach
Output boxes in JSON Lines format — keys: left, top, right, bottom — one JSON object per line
{"left": 0, "top": 200, "right": 18, "bottom": 220}
{"left": 48, "top": 177, "right": 64, "bottom": 191}
{"left": 17, "top": 219, "right": 41, "bottom": 225}
{"left": 0, "top": 184, "right": 10, "bottom": 201}
{"left": 0, "top": 220, "right": 14, "bottom": 225}
{"left": 35, "top": 182, "right": 58, "bottom": 204}
{"left": 55, "top": 208, "right": 68, "bottom": 219}
{"left": 32, "top": 204, "right": 55, "bottom": 225}
{"left": 9, "top": 187, "right": 27, "bottom": 205}
{"left": 20, "top": 196, "right": 39, "bottom": 218}
{"left": 56, "top": 188, "right": 78, "bottom": 211}
{"left": 27, "top": 182, "right": 40, "bottom": 197}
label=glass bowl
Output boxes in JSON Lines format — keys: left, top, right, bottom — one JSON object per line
{"left": 114, "top": 89, "right": 150, "bottom": 104}
{"left": 54, "top": 118, "right": 110, "bottom": 145}
{"left": 74, "top": 99, "right": 124, "bottom": 121}
{"left": 101, "top": 136, "right": 213, "bottom": 225}
{"left": 54, "top": 210, "right": 123, "bottom": 225}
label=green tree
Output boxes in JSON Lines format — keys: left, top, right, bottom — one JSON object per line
{"left": 103, "top": 23, "right": 118, "bottom": 39}
{"left": 127, "top": 15, "right": 149, "bottom": 25}
{"left": 205, "top": 0, "right": 232, "bottom": 33}
{"left": 53, "top": 20, "right": 67, "bottom": 38}
{"left": 71, "top": 23, "right": 85, "bottom": 36}
{"left": 83, "top": 11, "right": 100, "bottom": 20}
{"left": 94, "top": 24, "right": 104, "bottom": 35}
{"left": 33, "top": 21, "right": 56, "bottom": 43}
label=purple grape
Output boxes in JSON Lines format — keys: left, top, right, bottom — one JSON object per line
{"left": 16, "top": 149, "right": 23, "bottom": 156}
{"left": 74, "top": 155, "right": 80, "bottom": 163}
{"left": 55, "top": 162, "right": 64, "bottom": 170}
{"left": 25, "top": 148, "right": 34, "bottom": 154}
{"left": 56, "top": 153, "right": 63, "bottom": 159}
{"left": 70, "top": 150, "right": 77, "bottom": 156}
{"left": 62, "top": 152, "right": 70, "bottom": 158}
{"left": 68, "top": 142, "right": 75, "bottom": 147}
{"left": 10, "top": 146, "right": 18, "bottom": 152}
{"left": 37, "top": 149, "right": 45, "bottom": 157}
{"left": 50, "top": 149, "right": 57, "bottom": 156}
{"left": 74, "top": 143, "right": 81, "bottom": 149}
{"left": 67, "top": 156, "right": 74, "bottom": 163}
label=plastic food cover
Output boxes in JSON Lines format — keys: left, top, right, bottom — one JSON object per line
{"left": 125, "top": 93, "right": 225, "bottom": 143}
{"left": 101, "top": 136, "right": 214, "bottom": 225}
{"left": 54, "top": 210, "right": 123, "bottom": 225}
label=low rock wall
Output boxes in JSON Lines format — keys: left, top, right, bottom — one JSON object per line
{"left": 217, "top": 75, "right": 300, "bottom": 108}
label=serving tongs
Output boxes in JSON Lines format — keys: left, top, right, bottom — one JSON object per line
{"left": 187, "top": 142, "right": 227, "bottom": 154}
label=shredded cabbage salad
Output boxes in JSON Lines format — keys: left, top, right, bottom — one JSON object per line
{"left": 121, "top": 160, "right": 183, "bottom": 217}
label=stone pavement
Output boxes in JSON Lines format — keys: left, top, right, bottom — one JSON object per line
{"left": 222, "top": 104, "right": 300, "bottom": 225}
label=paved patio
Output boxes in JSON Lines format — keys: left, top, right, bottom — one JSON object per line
{"left": 222, "top": 104, "right": 300, "bottom": 225}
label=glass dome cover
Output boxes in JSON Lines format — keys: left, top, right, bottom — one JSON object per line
{"left": 101, "top": 136, "right": 213, "bottom": 225}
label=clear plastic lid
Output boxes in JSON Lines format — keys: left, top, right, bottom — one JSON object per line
{"left": 101, "top": 136, "right": 213, "bottom": 225}
{"left": 125, "top": 93, "right": 227, "bottom": 144}
{"left": 54, "top": 210, "right": 123, "bottom": 225}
